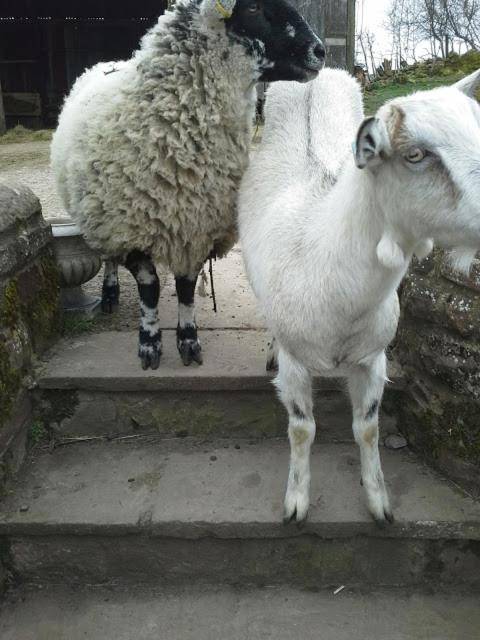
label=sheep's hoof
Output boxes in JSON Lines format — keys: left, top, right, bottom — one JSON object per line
{"left": 101, "top": 284, "right": 120, "bottom": 314}
{"left": 178, "top": 339, "right": 203, "bottom": 366}
{"left": 138, "top": 343, "right": 162, "bottom": 370}
{"left": 177, "top": 324, "right": 202, "bottom": 366}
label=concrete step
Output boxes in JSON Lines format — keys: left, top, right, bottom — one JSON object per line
{"left": 1, "top": 438, "right": 479, "bottom": 588}
{"left": 2, "top": 584, "right": 480, "bottom": 640}
{"left": 35, "top": 330, "right": 403, "bottom": 439}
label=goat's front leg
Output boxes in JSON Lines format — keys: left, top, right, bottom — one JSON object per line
{"left": 275, "top": 348, "right": 315, "bottom": 523}
{"left": 175, "top": 272, "right": 203, "bottom": 366}
{"left": 101, "top": 259, "right": 120, "bottom": 313}
{"left": 347, "top": 352, "right": 393, "bottom": 526}
{"left": 125, "top": 250, "right": 162, "bottom": 370}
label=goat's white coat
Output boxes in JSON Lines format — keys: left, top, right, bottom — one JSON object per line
{"left": 238, "top": 68, "right": 480, "bottom": 522}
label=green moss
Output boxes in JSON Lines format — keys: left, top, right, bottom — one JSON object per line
{"left": 0, "top": 280, "right": 20, "bottom": 328}
{"left": 25, "top": 253, "right": 62, "bottom": 347}
{"left": 0, "top": 340, "right": 22, "bottom": 428}
{"left": 0, "top": 251, "right": 61, "bottom": 431}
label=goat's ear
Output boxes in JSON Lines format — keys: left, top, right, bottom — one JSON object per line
{"left": 453, "top": 69, "right": 480, "bottom": 98}
{"left": 200, "top": 0, "right": 237, "bottom": 21}
{"left": 354, "top": 117, "right": 390, "bottom": 170}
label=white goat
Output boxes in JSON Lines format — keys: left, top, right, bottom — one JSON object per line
{"left": 238, "top": 67, "right": 480, "bottom": 525}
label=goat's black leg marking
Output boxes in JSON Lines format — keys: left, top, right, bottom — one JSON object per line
{"left": 101, "top": 260, "right": 120, "bottom": 313}
{"left": 125, "top": 250, "right": 162, "bottom": 370}
{"left": 175, "top": 273, "right": 202, "bottom": 366}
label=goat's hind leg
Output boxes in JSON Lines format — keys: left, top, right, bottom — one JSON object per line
{"left": 275, "top": 349, "right": 315, "bottom": 523}
{"left": 125, "top": 250, "right": 162, "bottom": 370}
{"left": 101, "top": 259, "right": 120, "bottom": 313}
{"left": 347, "top": 352, "right": 393, "bottom": 526}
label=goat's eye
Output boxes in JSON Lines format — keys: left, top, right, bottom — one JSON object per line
{"left": 405, "top": 148, "right": 426, "bottom": 163}
{"left": 247, "top": 2, "right": 261, "bottom": 13}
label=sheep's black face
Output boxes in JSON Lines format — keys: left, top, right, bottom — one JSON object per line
{"left": 226, "top": 0, "right": 325, "bottom": 82}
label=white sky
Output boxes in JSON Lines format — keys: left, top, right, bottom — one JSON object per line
{"left": 356, "top": 0, "right": 392, "bottom": 63}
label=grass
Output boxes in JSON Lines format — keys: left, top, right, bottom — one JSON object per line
{"left": 363, "top": 50, "right": 480, "bottom": 115}
{"left": 62, "top": 315, "right": 98, "bottom": 337}
{"left": 29, "top": 420, "right": 48, "bottom": 446}
{"left": 0, "top": 125, "right": 53, "bottom": 145}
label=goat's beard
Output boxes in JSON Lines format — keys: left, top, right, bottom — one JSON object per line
{"left": 447, "top": 247, "right": 478, "bottom": 276}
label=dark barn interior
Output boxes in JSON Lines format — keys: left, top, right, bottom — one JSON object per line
{"left": 0, "top": 1, "right": 166, "bottom": 128}
{"left": 0, "top": 1, "right": 353, "bottom": 129}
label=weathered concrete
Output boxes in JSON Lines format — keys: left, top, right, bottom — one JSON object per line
{"left": 38, "top": 330, "right": 405, "bottom": 392}
{"left": 2, "top": 585, "right": 479, "bottom": 640}
{"left": 37, "top": 387, "right": 398, "bottom": 441}
{"left": 1, "top": 439, "right": 479, "bottom": 587}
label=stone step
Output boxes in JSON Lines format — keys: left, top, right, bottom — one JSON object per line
{"left": 2, "top": 584, "right": 480, "bottom": 640}
{"left": 1, "top": 438, "right": 479, "bottom": 588}
{"left": 35, "top": 330, "right": 403, "bottom": 439}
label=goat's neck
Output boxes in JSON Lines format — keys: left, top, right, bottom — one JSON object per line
{"left": 313, "top": 161, "right": 418, "bottom": 299}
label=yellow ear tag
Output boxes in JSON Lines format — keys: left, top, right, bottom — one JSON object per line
{"left": 215, "top": 0, "right": 233, "bottom": 18}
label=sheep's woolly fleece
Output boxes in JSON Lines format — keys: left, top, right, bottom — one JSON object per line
{"left": 51, "top": 1, "right": 258, "bottom": 275}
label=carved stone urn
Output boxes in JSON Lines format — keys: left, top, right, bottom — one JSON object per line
{"left": 50, "top": 218, "right": 102, "bottom": 315}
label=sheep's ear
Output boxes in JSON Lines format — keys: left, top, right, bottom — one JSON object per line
{"left": 453, "top": 69, "right": 480, "bottom": 98}
{"left": 354, "top": 117, "right": 390, "bottom": 169}
{"left": 200, "top": 0, "right": 237, "bottom": 21}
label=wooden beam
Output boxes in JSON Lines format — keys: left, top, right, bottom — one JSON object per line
{"left": 0, "top": 80, "right": 6, "bottom": 135}
{"left": 346, "top": 0, "right": 356, "bottom": 73}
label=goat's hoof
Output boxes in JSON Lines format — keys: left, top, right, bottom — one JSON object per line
{"left": 178, "top": 339, "right": 203, "bottom": 366}
{"left": 266, "top": 355, "right": 279, "bottom": 372}
{"left": 372, "top": 508, "right": 395, "bottom": 528}
{"left": 283, "top": 492, "right": 309, "bottom": 524}
{"left": 138, "top": 344, "right": 162, "bottom": 370}
{"left": 101, "top": 284, "right": 120, "bottom": 314}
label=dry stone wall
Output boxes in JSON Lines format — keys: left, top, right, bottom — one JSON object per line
{"left": 394, "top": 250, "right": 480, "bottom": 496}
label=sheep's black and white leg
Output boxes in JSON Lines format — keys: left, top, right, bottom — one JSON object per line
{"left": 175, "top": 273, "right": 202, "bottom": 366}
{"left": 275, "top": 348, "right": 315, "bottom": 523}
{"left": 347, "top": 352, "right": 393, "bottom": 526}
{"left": 101, "top": 259, "right": 120, "bottom": 313}
{"left": 125, "top": 250, "right": 162, "bottom": 370}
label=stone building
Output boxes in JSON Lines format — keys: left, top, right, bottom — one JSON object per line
{"left": 0, "top": 0, "right": 355, "bottom": 129}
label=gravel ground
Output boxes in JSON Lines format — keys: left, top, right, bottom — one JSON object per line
{"left": 0, "top": 139, "right": 263, "bottom": 333}
{"left": 0, "top": 140, "right": 65, "bottom": 219}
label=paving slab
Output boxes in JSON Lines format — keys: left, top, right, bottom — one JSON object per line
{"left": 37, "top": 329, "right": 404, "bottom": 392}
{"left": 2, "top": 585, "right": 480, "bottom": 640}
{"left": 1, "top": 439, "right": 478, "bottom": 538}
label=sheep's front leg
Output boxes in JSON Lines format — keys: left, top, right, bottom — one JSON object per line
{"left": 275, "top": 349, "right": 315, "bottom": 523}
{"left": 347, "top": 353, "right": 393, "bottom": 526}
{"left": 175, "top": 272, "right": 203, "bottom": 366}
{"left": 101, "top": 259, "right": 120, "bottom": 313}
{"left": 125, "top": 250, "right": 162, "bottom": 370}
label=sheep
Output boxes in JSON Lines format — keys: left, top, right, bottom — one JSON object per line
{"left": 238, "top": 67, "right": 480, "bottom": 525}
{"left": 50, "top": 0, "right": 325, "bottom": 369}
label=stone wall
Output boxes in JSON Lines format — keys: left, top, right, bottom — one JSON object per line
{"left": 0, "top": 183, "right": 61, "bottom": 490}
{"left": 394, "top": 250, "right": 480, "bottom": 497}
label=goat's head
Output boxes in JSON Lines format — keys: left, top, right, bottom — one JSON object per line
{"left": 354, "top": 70, "right": 480, "bottom": 268}
{"left": 200, "top": 0, "right": 325, "bottom": 82}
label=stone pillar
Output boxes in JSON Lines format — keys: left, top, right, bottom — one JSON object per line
{"left": 394, "top": 250, "right": 480, "bottom": 497}
{"left": 0, "top": 183, "right": 61, "bottom": 489}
